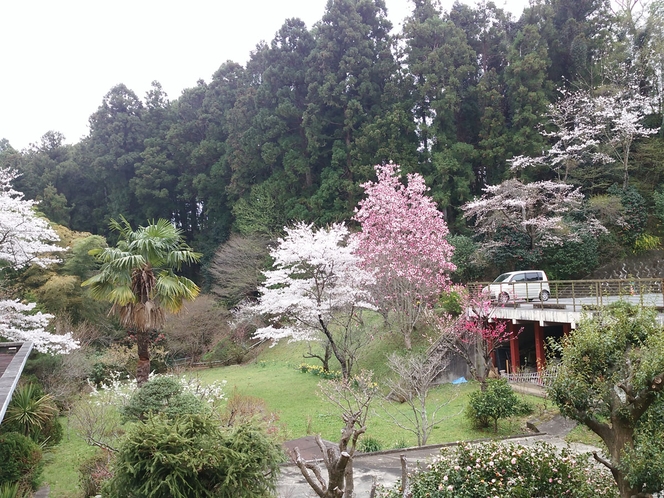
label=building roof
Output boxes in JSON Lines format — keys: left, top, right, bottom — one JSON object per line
{"left": 0, "top": 342, "right": 33, "bottom": 423}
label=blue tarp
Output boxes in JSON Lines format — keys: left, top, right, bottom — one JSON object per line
{"left": 451, "top": 376, "right": 467, "bottom": 385}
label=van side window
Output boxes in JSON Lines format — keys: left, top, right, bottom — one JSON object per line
{"left": 512, "top": 273, "right": 526, "bottom": 282}
{"left": 526, "top": 272, "right": 541, "bottom": 281}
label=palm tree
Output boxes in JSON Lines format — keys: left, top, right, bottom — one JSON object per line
{"left": 83, "top": 217, "right": 201, "bottom": 385}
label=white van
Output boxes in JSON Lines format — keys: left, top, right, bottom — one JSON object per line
{"left": 483, "top": 270, "right": 550, "bottom": 304}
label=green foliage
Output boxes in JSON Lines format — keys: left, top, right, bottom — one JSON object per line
{"left": 0, "top": 384, "right": 61, "bottom": 447}
{"left": 466, "top": 379, "right": 527, "bottom": 432}
{"left": 358, "top": 436, "right": 383, "bottom": 453}
{"left": 608, "top": 184, "right": 647, "bottom": 248}
{"left": 632, "top": 233, "right": 661, "bottom": 254}
{"left": 103, "top": 414, "right": 282, "bottom": 498}
{"left": 543, "top": 234, "right": 599, "bottom": 280}
{"left": 377, "top": 441, "right": 618, "bottom": 498}
{"left": 121, "top": 376, "right": 206, "bottom": 422}
{"left": 448, "top": 235, "right": 486, "bottom": 283}
{"left": 437, "top": 289, "right": 463, "bottom": 316}
{"left": 0, "top": 432, "right": 43, "bottom": 491}
{"left": 0, "top": 483, "right": 21, "bottom": 498}
{"left": 548, "top": 303, "right": 664, "bottom": 495}
{"left": 204, "top": 337, "right": 247, "bottom": 366}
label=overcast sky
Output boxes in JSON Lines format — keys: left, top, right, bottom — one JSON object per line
{"left": 0, "top": 0, "right": 528, "bottom": 151}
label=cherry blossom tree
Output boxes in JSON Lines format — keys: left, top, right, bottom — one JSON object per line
{"left": 0, "top": 168, "right": 63, "bottom": 267}
{"left": 0, "top": 167, "right": 77, "bottom": 353}
{"left": 247, "top": 222, "right": 373, "bottom": 380}
{"left": 0, "top": 300, "right": 78, "bottom": 354}
{"left": 462, "top": 178, "right": 605, "bottom": 256}
{"left": 353, "top": 163, "right": 456, "bottom": 350}
{"left": 510, "top": 87, "right": 659, "bottom": 189}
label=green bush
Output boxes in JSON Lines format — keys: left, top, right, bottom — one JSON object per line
{"left": 0, "top": 432, "right": 43, "bottom": 491}
{"left": 121, "top": 376, "right": 206, "bottom": 422}
{"left": 103, "top": 414, "right": 282, "bottom": 498}
{"left": 358, "top": 436, "right": 383, "bottom": 453}
{"left": 466, "top": 379, "right": 527, "bottom": 432}
{"left": 0, "top": 483, "right": 21, "bottom": 498}
{"left": 377, "top": 441, "right": 618, "bottom": 498}
{"left": 204, "top": 337, "right": 246, "bottom": 365}
{"left": 0, "top": 384, "right": 61, "bottom": 447}
{"left": 298, "top": 363, "right": 342, "bottom": 380}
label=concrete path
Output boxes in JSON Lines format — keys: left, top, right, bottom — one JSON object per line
{"left": 277, "top": 417, "right": 598, "bottom": 498}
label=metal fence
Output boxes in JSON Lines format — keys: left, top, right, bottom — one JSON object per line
{"left": 501, "top": 365, "right": 560, "bottom": 388}
{"left": 469, "top": 278, "right": 664, "bottom": 312}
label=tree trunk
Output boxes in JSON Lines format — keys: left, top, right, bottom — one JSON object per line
{"left": 606, "top": 422, "right": 639, "bottom": 498}
{"left": 136, "top": 328, "right": 151, "bottom": 386}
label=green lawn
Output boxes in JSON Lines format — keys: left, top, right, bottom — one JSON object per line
{"left": 41, "top": 337, "right": 550, "bottom": 496}
{"left": 41, "top": 418, "right": 97, "bottom": 498}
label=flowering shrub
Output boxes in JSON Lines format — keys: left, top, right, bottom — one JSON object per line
{"left": 298, "top": 363, "right": 342, "bottom": 380}
{"left": 376, "top": 441, "right": 618, "bottom": 498}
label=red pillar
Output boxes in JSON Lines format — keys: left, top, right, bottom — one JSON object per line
{"left": 534, "top": 322, "right": 546, "bottom": 372}
{"left": 509, "top": 322, "right": 520, "bottom": 374}
{"left": 562, "top": 323, "right": 571, "bottom": 336}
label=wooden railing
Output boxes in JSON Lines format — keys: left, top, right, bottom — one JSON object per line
{"left": 501, "top": 365, "right": 560, "bottom": 388}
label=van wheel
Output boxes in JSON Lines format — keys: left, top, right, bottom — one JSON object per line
{"left": 498, "top": 292, "right": 510, "bottom": 304}
{"left": 539, "top": 290, "right": 550, "bottom": 302}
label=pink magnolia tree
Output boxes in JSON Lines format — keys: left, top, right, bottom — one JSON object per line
{"left": 353, "top": 163, "right": 456, "bottom": 350}
{"left": 428, "top": 287, "right": 519, "bottom": 391}
{"left": 244, "top": 222, "right": 374, "bottom": 380}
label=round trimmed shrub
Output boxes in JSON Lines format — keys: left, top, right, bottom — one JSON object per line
{"left": 121, "top": 376, "right": 206, "bottom": 422}
{"left": 0, "top": 432, "right": 43, "bottom": 491}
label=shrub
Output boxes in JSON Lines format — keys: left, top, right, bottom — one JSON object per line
{"left": 103, "top": 414, "right": 282, "bottom": 498}
{"left": 466, "top": 379, "right": 527, "bottom": 432}
{"left": 120, "top": 376, "right": 206, "bottom": 422}
{"left": 376, "top": 441, "right": 618, "bottom": 498}
{"left": 298, "top": 363, "right": 342, "bottom": 380}
{"left": 78, "top": 450, "right": 113, "bottom": 498}
{"left": 0, "top": 384, "right": 61, "bottom": 447}
{"left": 0, "top": 483, "right": 21, "bottom": 498}
{"left": 358, "top": 436, "right": 383, "bottom": 453}
{"left": 204, "top": 337, "right": 247, "bottom": 366}
{"left": 0, "top": 432, "right": 43, "bottom": 491}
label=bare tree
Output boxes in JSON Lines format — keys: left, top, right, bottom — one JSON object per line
{"left": 382, "top": 351, "right": 456, "bottom": 446}
{"left": 293, "top": 371, "right": 376, "bottom": 498}
{"left": 209, "top": 233, "right": 271, "bottom": 307}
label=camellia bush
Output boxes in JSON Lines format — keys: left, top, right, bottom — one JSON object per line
{"left": 376, "top": 441, "right": 618, "bottom": 498}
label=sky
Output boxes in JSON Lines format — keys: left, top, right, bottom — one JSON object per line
{"left": 0, "top": 0, "right": 528, "bottom": 151}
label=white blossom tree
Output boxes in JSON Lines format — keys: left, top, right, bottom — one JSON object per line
{"left": 246, "top": 222, "right": 374, "bottom": 380}
{"left": 463, "top": 179, "right": 605, "bottom": 253}
{"left": 0, "top": 300, "right": 78, "bottom": 354}
{"left": 0, "top": 168, "right": 63, "bottom": 267}
{"left": 0, "top": 167, "right": 77, "bottom": 354}
{"left": 510, "top": 87, "right": 659, "bottom": 189}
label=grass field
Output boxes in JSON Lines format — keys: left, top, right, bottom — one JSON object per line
{"left": 41, "top": 334, "right": 551, "bottom": 496}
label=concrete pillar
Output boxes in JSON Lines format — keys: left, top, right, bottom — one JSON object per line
{"left": 534, "top": 322, "right": 546, "bottom": 372}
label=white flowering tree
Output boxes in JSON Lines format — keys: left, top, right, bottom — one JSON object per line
{"left": 463, "top": 179, "right": 605, "bottom": 254}
{"left": 0, "top": 300, "right": 78, "bottom": 354}
{"left": 0, "top": 167, "right": 77, "bottom": 353}
{"left": 0, "top": 168, "right": 63, "bottom": 267}
{"left": 247, "top": 222, "right": 373, "bottom": 380}
{"left": 510, "top": 87, "right": 659, "bottom": 189}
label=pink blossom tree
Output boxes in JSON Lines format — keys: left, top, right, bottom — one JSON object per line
{"left": 245, "top": 222, "right": 374, "bottom": 380}
{"left": 353, "top": 163, "right": 456, "bottom": 350}
{"left": 427, "top": 287, "right": 519, "bottom": 391}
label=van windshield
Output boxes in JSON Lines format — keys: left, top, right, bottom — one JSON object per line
{"left": 493, "top": 273, "right": 511, "bottom": 283}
